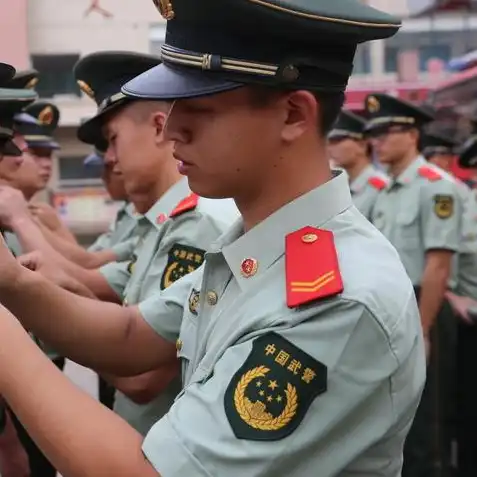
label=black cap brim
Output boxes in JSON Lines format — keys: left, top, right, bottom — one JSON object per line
{"left": 122, "top": 63, "right": 242, "bottom": 101}
{"left": 1, "top": 139, "right": 22, "bottom": 157}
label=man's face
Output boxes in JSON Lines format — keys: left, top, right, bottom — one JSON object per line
{"left": 0, "top": 134, "right": 26, "bottom": 180}
{"left": 428, "top": 154, "right": 454, "bottom": 173}
{"left": 104, "top": 102, "right": 170, "bottom": 198}
{"left": 101, "top": 162, "right": 128, "bottom": 201}
{"left": 161, "top": 87, "right": 287, "bottom": 199}
{"left": 327, "top": 137, "right": 366, "bottom": 169}
{"left": 26, "top": 146, "right": 54, "bottom": 187}
{"left": 369, "top": 126, "right": 417, "bottom": 165}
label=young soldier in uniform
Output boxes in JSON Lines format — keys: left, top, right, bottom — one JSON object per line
{"left": 367, "top": 94, "right": 461, "bottom": 477}
{"left": 0, "top": 62, "right": 32, "bottom": 477}
{"left": 0, "top": 2, "right": 424, "bottom": 475}
{"left": 0, "top": 51, "right": 239, "bottom": 436}
{"left": 327, "top": 109, "right": 389, "bottom": 220}
{"left": 448, "top": 136, "right": 477, "bottom": 477}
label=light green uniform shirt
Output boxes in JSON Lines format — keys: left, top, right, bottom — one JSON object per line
{"left": 349, "top": 164, "right": 389, "bottom": 220}
{"left": 101, "top": 177, "right": 240, "bottom": 435}
{"left": 88, "top": 201, "right": 139, "bottom": 261}
{"left": 371, "top": 156, "right": 462, "bottom": 287}
{"left": 139, "top": 171, "right": 425, "bottom": 476}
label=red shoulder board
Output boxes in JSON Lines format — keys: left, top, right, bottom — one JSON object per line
{"left": 418, "top": 166, "right": 442, "bottom": 182}
{"left": 368, "top": 176, "right": 387, "bottom": 190}
{"left": 169, "top": 193, "right": 199, "bottom": 218}
{"left": 285, "top": 226, "right": 343, "bottom": 308}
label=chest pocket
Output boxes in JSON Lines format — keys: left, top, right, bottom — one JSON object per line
{"left": 395, "top": 202, "right": 421, "bottom": 249}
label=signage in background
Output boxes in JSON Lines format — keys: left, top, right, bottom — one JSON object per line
{"left": 51, "top": 188, "right": 120, "bottom": 235}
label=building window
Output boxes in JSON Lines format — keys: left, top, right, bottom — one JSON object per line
{"left": 353, "top": 44, "right": 371, "bottom": 75}
{"left": 385, "top": 46, "right": 399, "bottom": 73}
{"left": 419, "top": 44, "right": 451, "bottom": 71}
{"left": 58, "top": 156, "right": 102, "bottom": 187}
{"left": 31, "top": 54, "right": 81, "bottom": 98}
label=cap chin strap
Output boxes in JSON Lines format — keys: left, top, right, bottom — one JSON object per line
{"left": 163, "top": 100, "right": 177, "bottom": 138}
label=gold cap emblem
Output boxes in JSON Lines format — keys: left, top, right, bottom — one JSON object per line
{"left": 366, "top": 96, "right": 380, "bottom": 114}
{"left": 77, "top": 80, "right": 95, "bottom": 99}
{"left": 38, "top": 106, "right": 54, "bottom": 125}
{"left": 25, "top": 77, "right": 39, "bottom": 89}
{"left": 152, "top": 0, "right": 175, "bottom": 20}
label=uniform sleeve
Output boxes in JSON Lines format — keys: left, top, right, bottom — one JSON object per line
{"left": 420, "top": 179, "right": 462, "bottom": 253}
{"left": 99, "top": 260, "right": 131, "bottom": 299}
{"left": 143, "top": 298, "right": 424, "bottom": 477}
{"left": 138, "top": 269, "right": 200, "bottom": 343}
{"left": 87, "top": 231, "right": 112, "bottom": 253}
{"left": 110, "top": 237, "right": 137, "bottom": 262}
{"left": 148, "top": 212, "right": 225, "bottom": 293}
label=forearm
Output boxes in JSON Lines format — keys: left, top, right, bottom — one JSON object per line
{"left": 105, "top": 363, "right": 179, "bottom": 405}
{"left": 419, "top": 266, "right": 449, "bottom": 334}
{"left": 0, "top": 315, "right": 157, "bottom": 477}
{"left": 0, "top": 269, "right": 145, "bottom": 375}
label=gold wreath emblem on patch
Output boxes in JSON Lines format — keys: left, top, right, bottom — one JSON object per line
{"left": 38, "top": 106, "right": 54, "bottom": 125}
{"left": 234, "top": 365, "right": 298, "bottom": 431}
{"left": 25, "top": 77, "right": 39, "bottom": 89}
{"left": 152, "top": 0, "right": 175, "bottom": 20}
{"left": 434, "top": 195, "right": 454, "bottom": 219}
{"left": 366, "top": 95, "right": 380, "bottom": 113}
{"left": 77, "top": 80, "right": 95, "bottom": 99}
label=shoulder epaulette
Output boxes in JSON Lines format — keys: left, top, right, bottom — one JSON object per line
{"left": 285, "top": 226, "right": 343, "bottom": 308}
{"left": 418, "top": 166, "right": 442, "bottom": 182}
{"left": 169, "top": 193, "right": 200, "bottom": 218}
{"left": 368, "top": 176, "right": 387, "bottom": 191}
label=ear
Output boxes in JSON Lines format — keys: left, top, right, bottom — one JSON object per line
{"left": 281, "top": 90, "right": 317, "bottom": 143}
{"left": 152, "top": 111, "right": 168, "bottom": 144}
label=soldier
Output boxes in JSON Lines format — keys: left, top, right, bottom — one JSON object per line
{"left": 367, "top": 94, "right": 461, "bottom": 477}
{"left": 421, "top": 133, "right": 458, "bottom": 174}
{"left": 0, "top": 51, "right": 239, "bottom": 436}
{"left": 0, "top": 1, "right": 424, "bottom": 476}
{"left": 327, "top": 110, "right": 389, "bottom": 219}
{"left": 448, "top": 136, "right": 477, "bottom": 477}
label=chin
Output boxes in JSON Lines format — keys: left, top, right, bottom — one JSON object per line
{"left": 186, "top": 178, "right": 231, "bottom": 200}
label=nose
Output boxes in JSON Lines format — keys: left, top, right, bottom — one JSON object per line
{"left": 104, "top": 146, "right": 117, "bottom": 165}
{"left": 162, "top": 101, "right": 190, "bottom": 144}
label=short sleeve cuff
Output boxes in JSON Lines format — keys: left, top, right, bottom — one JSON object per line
{"left": 143, "top": 416, "right": 210, "bottom": 477}
{"left": 98, "top": 262, "right": 128, "bottom": 299}
{"left": 110, "top": 238, "right": 136, "bottom": 262}
{"left": 138, "top": 295, "right": 181, "bottom": 344}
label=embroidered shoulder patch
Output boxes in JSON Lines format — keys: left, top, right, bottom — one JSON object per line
{"left": 161, "top": 244, "right": 205, "bottom": 290}
{"left": 224, "top": 332, "right": 327, "bottom": 441}
{"left": 433, "top": 194, "right": 454, "bottom": 219}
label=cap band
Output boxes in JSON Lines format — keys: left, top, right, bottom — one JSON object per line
{"left": 366, "top": 116, "right": 415, "bottom": 129}
{"left": 423, "top": 146, "right": 453, "bottom": 157}
{"left": 328, "top": 129, "right": 363, "bottom": 140}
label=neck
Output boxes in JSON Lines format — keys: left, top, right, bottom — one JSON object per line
{"left": 346, "top": 159, "right": 370, "bottom": 183}
{"left": 388, "top": 148, "right": 419, "bottom": 179}
{"left": 0, "top": 179, "right": 31, "bottom": 200}
{"left": 236, "top": 142, "right": 332, "bottom": 232}
{"left": 130, "top": 161, "right": 182, "bottom": 214}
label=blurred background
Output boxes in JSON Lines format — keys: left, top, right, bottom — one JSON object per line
{"left": 2, "top": 0, "right": 477, "bottom": 241}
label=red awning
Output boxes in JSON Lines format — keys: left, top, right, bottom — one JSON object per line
{"left": 411, "top": 0, "right": 476, "bottom": 17}
{"left": 433, "top": 65, "right": 477, "bottom": 92}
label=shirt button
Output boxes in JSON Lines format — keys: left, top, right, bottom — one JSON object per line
{"left": 176, "top": 339, "right": 183, "bottom": 352}
{"left": 206, "top": 290, "right": 218, "bottom": 306}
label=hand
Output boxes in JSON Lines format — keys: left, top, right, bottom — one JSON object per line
{"left": 18, "top": 251, "right": 68, "bottom": 286}
{"left": 0, "top": 186, "right": 29, "bottom": 230}
{"left": 29, "top": 202, "right": 63, "bottom": 232}
{"left": 446, "top": 291, "right": 477, "bottom": 324}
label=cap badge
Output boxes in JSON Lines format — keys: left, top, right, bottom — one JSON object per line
{"left": 38, "top": 106, "right": 54, "bottom": 125}
{"left": 77, "top": 80, "right": 95, "bottom": 99}
{"left": 366, "top": 96, "right": 380, "bottom": 114}
{"left": 152, "top": 0, "right": 175, "bottom": 20}
{"left": 25, "top": 77, "right": 39, "bottom": 89}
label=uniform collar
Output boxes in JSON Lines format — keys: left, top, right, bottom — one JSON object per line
{"left": 144, "top": 177, "right": 191, "bottom": 227}
{"left": 393, "top": 154, "right": 426, "bottom": 187}
{"left": 350, "top": 164, "right": 374, "bottom": 193}
{"left": 211, "top": 170, "right": 352, "bottom": 291}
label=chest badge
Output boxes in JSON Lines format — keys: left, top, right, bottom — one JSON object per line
{"left": 188, "top": 288, "right": 200, "bottom": 315}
